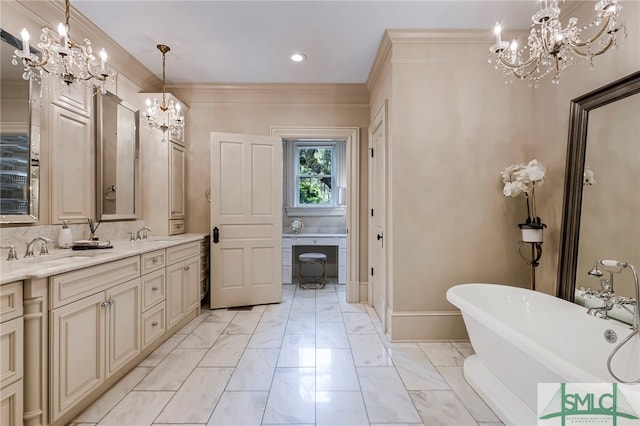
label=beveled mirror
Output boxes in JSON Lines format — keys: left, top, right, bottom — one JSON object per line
{"left": 558, "top": 71, "right": 640, "bottom": 313}
{"left": 0, "top": 28, "right": 41, "bottom": 224}
{"left": 96, "top": 91, "right": 140, "bottom": 220}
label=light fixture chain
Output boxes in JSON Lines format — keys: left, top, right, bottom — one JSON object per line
{"left": 161, "top": 48, "right": 167, "bottom": 108}
{"left": 65, "top": 0, "right": 70, "bottom": 35}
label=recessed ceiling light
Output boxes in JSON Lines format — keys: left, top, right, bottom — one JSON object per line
{"left": 290, "top": 53, "right": 306, "bottom": 62}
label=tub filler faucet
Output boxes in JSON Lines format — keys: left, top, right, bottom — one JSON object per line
{"left": 586, "top": 259, "right": 639, "bottom": 384}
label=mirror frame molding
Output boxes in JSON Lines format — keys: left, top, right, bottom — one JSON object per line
{"left": 557, "top": 70, "right": 640, "bottom": 301}
{"left": 0, "top": 28, "right": 41, "bottom": 224}
{"left": 95, "top": 91, "right": 140, "bottom": 221}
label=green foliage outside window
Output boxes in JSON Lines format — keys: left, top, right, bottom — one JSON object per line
{"left": 298, "top": 147, "right": 333, "bottom": 205}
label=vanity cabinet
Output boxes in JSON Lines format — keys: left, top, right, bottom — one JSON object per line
{"left": 49, "top": 258, "right": 141, "bottom": 422}
{"left": 49, "top": 82, "right": 94, "bottom": 223}
{"left": 165, "top": 242, "right": 200, "bottom": 329}
{"left": 282, "top": 235, "right": 347, "bottom": 284}
{"left": 0, "top": 281, "right": 24, "bottom": 426}
{"left": 140, "top": 93, "right": 189, "bottom": 236}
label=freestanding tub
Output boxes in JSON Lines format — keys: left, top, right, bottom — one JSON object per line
{"left": 447, "top": 283, "right": 639, "bottom": 426}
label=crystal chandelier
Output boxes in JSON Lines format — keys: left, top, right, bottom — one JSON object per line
{"left": 489, "top": 0, "right": 626, "bottom": 86}
{"left": 144, "top": 44, "right": 184, "bottom": 136}
{"left": 12, "top": 0, "right": 115, "bottom": 92}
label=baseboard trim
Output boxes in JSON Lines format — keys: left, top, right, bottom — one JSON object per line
{"left": 387, "top": 310, "right": 468, "bottom": 342}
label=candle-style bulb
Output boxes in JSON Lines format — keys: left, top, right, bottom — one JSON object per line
{"left": 20, "top": 28, "right": 30, "bottom": 55}
{"left": 57, "top": 23, "right": 68, "bottom": 47}
{"left": 99, "top": 49, "right": 107, "bottom": 72}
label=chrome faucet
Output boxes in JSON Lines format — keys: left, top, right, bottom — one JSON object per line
{"left": 24, "top": 236, "right": 54, "bottom": 258}
{"left": 136, "top": 226, "right": 152, "bottom": 240}
{"left": 585, "top": 260, "right": 639, "bottom": 330}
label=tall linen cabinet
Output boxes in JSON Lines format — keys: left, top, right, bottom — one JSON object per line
{"left": 139, "top": 93, "right": 189, "bottom": 236}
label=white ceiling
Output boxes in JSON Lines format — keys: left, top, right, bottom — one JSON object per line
{"left": 73, "top": 1, "right": 541, "bottom": 84}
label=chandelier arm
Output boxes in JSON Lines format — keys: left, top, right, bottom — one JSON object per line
{"left": 569, "top": 16, "right": 611, "bottom": 48}
{"left": 496, "top": 52, "right": 539, "bottom": 71}
{"left": 512, "top": 63, "right": 540, "bottom": 80}
{"left": 571, "top": 37, "right": 614, "bottom": 58}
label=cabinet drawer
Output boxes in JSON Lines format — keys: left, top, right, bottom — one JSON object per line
{"left": 296, "top": 237, "right": 337, "bottom": 246}
{"left": 0, "top": 316, "right": 23, "bottom": 388}
{"left": 166, "top": 242, "right": 200, "bottom": 265}
{"left": 142, "top": 269, "right": 166, "bottom": 311}
{"left": 169, "top": 220, "right": 185, "bottom": 235}
{"left": 50, "top": 256, "right": 141, "bottom": 309}
{"left": 141, "top": 249, "right": 166, "bottom": 275}
{"left": 0, "top": 379, "right": 23, "bottom": 426}
{"left": 142, "top": 302, "right": 165, "bottom": 349}
{"left": 0, "top": 282, "right": 23, "bottom": 323}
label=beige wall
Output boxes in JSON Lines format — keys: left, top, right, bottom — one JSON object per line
{"left": 368, "top": 30, "right": 536, "bottom": 340}
{"left": 175, "top": 84, "right": 371, "bottom": 283}
{"left": 532, "top": 1, "right": 640, "bottom": 296}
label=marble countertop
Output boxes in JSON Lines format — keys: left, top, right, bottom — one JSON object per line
{"left": 282, "top": 233, "right": 346, "bottom": 238}
{"left": 0, "top": 233, "right": 207, "bottom": 285}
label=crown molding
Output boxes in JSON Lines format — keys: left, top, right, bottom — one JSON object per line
{"left": 170, "top": 83, "right": 369, "bottom": 106}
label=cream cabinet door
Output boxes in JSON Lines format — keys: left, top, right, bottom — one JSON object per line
{"left": 105, "top": 279, "right": 141, "bottom": 378}
{"left": 169, "top": 143, "right": 185, "bottom": 220}
{"left": 50, "top": 292, "right": 105, "bottom": 421}
{"left": 50, "top": 104, "right": 93, "bottom": 222}
{"left": 184, "top": 257, "right": 200, "bottom": 313}
{"left": 166, "top": 262, "right": 186, "bottom": 329}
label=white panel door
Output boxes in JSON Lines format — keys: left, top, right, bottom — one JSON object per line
{"left": 210, "top": 132, "right": 282, "bottom": 309}
{"left": 369, "top": 103, "right": 387, "bottom": 325}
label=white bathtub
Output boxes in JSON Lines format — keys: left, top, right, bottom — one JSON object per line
{"left": 447, "top": 283, "right": 639, "bottom": 426}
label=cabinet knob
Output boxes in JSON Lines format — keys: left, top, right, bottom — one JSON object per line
{"left": 152, "top": 286, "right": 159, "bottom": 291}
{"left": 152, "top": 321, "right": 158, "bottom": 327}
{"left": 101, "top": 301, "right": 109, "bottom": 308}
{"left": 152, "top": 257, "right": 159, "bottom": 264}
{"left": 184, "top": 265, "right": 190, "bottom": 271}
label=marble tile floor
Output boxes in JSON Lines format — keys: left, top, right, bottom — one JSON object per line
{"left": 70, "top": 283, "right": 504, "bottom": 426}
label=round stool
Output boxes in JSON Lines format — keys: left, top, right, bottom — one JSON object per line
{"left": 298, "top": 252, "right": 327, "bottom": 289}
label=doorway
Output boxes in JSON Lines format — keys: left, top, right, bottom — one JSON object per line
{"left": 271, "top": 127, "right": 360, "bottom": 303}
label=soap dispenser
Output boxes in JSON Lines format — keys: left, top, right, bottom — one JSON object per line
{"left": 58, "top": 220, "right": 73, "bottom": 249}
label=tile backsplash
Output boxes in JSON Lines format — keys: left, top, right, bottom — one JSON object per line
{"left": 0, "top": 220, "right": 146, "bottom": 250}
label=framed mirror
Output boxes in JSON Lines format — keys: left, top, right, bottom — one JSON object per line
{"left": 557, "top": 71, "right": 640, "bottom": 315}
{"left": 96, "top": 91, "right": 140, "bottom": 220}
{"left": 0, "top": 28, "right": 41, "bottom": 224}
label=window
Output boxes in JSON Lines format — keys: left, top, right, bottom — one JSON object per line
{"left": 296, "top": 145, "right": 335, "bottom": 206}
{"left": 284, "top": 139, "right": 346, "bottom": 216}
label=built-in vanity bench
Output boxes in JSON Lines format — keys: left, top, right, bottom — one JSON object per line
{"left": 0, "top": 233, "right": 207, "bottom": 426}
{"left": 282, "top": 233, "right": 347, "bottom": 284}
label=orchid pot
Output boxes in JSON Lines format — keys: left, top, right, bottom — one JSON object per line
{"left": 518, "top": 220, "right": 546, "bottom": 243}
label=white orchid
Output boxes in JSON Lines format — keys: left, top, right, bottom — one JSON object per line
{"left": 501, "top": 159, "right": 546, "bottom": 223}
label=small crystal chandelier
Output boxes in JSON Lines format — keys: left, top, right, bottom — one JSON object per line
{"left": 12, "top": 0, "right": 115, "bottom": 93}
{"left": 144, "top": 44, "right": 184, "bottom": 136}
{"left": 489, "top": 0, "right": 626, "bottom": 86}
